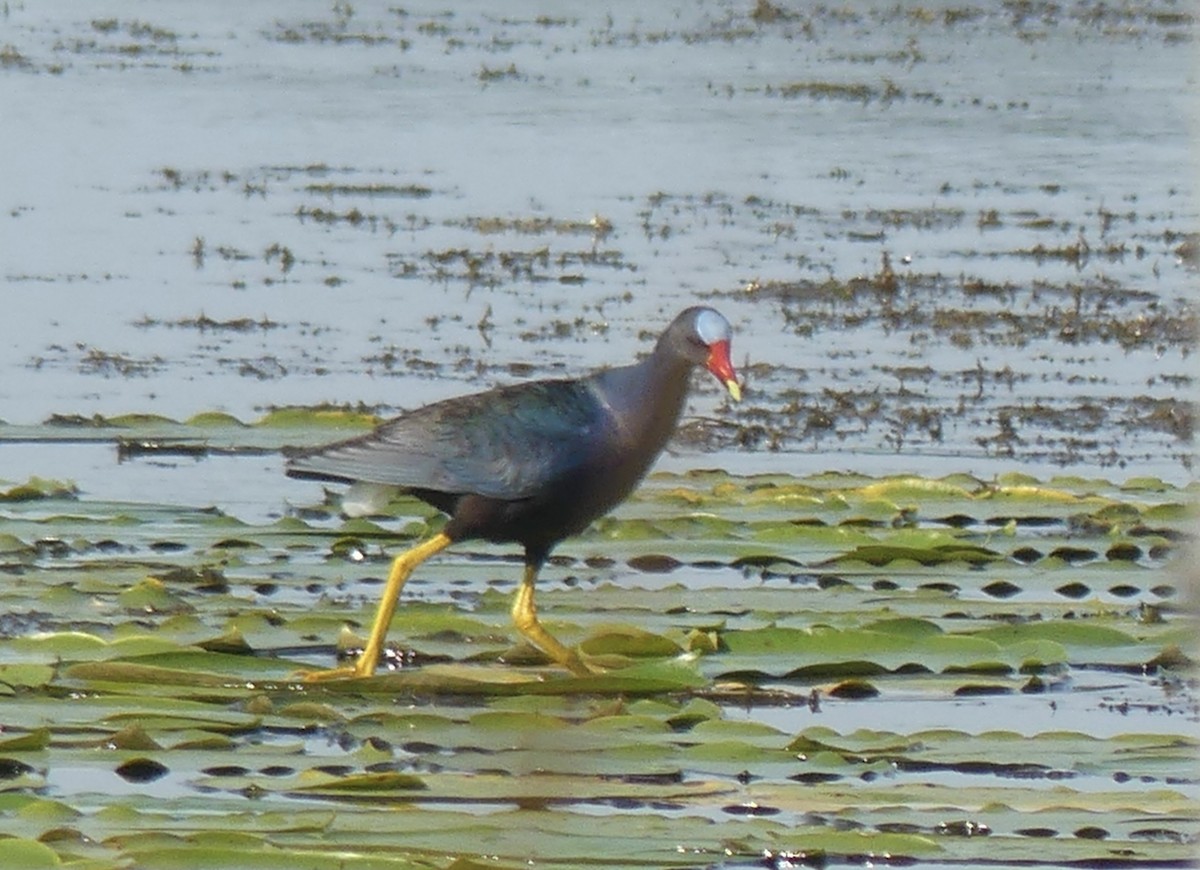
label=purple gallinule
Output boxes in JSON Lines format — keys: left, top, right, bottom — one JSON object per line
{"left": 286, "top": 306, "right": 741, "bottom": 679}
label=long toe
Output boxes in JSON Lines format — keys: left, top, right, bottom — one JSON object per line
{"left": 559, "top": 649, "right": 597, "bottom": 678}
{"left": 296, "top": 665, "right": 361, "bottom": 683}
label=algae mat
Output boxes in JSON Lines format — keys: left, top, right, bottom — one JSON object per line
{"left": 1, "top": 435, "right": 1196, "bottom": 868}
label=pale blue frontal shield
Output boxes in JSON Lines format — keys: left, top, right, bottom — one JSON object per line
{"left": 694, "top": 308, "right": 732, "bottom": 346}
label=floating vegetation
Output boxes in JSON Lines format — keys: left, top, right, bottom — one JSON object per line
{"left": 454, "top": 214, "right": 613, "bottom": 238}
{"left": 0, "top": 44, "right": 33, "bottom": 69}
{"left": 133, "top": 313, "right": 281, "bottom": 332}
{"left": 769, "top": 78, "right": 906, "bottom": 103}
{"left": 305, "top": 181, "right": 433, "bottom": 198}
{"left": 0, "top": 475, "right": 78, "bottom": 501}
{"left": 753, "top": 270, "right": 1195, "bottom": 351}
{"left": 296, "top": 203, "right": 398, "bottom": 231}
{"left": 74, "top": 348, "right": 165, "bottom": 378}
{"left": 386, "top": 244, "right": 632, "bottom": 286}
{"left": 477, "top": 62, "right": 523, "bottom": 83}
{"left": 0, "top": 456, "right": 1195, "bottom": 868}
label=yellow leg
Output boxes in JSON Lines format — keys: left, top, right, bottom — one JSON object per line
{"left": 303, "top": 532, "right": 453, "bottom": 682}
{"left": 511, "top": 563, "right": 593, "bottom": 677}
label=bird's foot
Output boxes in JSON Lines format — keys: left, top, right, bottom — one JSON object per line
{"left": 505, "top": 640, "right": 597, "bottom": 677}
{"left": 294, "top": 655, "right": 376, "bottom": 683}
{"left": 560, "top": 649, "right": 598, "bottom": 679}
{"left": 297, "top": 665, "right": 360, "bottom": 683}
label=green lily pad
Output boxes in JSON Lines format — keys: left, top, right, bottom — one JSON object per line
{"left": 0, "top": 458, "right": 1193, "bottom": 870}
{"left": 0, "top": 838, "right": 62, "bottom": 869}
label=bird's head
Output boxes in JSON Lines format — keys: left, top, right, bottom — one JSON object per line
{"left": 671, "top": 307, "right": 742, "bottom": 402}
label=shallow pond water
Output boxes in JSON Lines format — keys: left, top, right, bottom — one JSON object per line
{"left": 0, "top": 2, "right": 1197, "bottom": 868}
{"left": 1, "top": 0, "right": 1195, "bottom": 484}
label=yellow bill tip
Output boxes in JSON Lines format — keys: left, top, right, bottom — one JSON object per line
{"left": 725, "top": 379, "right": 742, "bottom": 402}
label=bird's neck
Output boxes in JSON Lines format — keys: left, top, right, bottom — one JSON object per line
{"left": 591, "top": 352, "right": 693, "bottom": 452}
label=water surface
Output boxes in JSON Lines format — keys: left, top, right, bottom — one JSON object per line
{"left": 1, "top": 0, "right": 1194, "bottom": 494}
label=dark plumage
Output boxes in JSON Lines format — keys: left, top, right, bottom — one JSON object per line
{"left": 286, "top": 306, "right": 741, "bottom": 679}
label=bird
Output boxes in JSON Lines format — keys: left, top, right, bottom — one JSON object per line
{"left": 284, "top": 306, "right": 741, "bottom": 680}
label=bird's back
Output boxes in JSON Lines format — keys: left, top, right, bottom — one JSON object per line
{"left": 285, "top": 378, "right": 617, "bottom": 502}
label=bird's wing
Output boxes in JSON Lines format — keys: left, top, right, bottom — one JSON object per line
{"left": 284, "top": 379, "right": 614, "bottom": 500}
